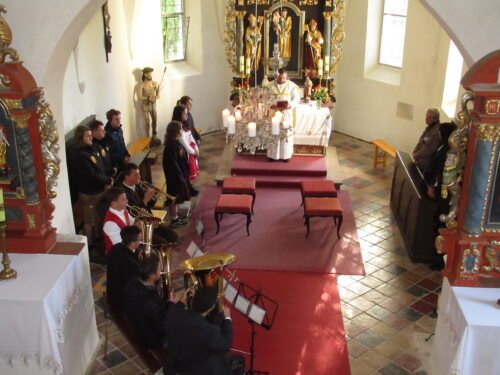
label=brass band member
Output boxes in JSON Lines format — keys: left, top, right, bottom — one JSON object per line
{"left": 124, "top": 253, "right": 187, "bottom": 349}
{"left": 106, "top": 225, "right": 142, "bottom": 313}
{"left": 90, "top": 119, "right": 114, "bottom": 178}
{"left": 114, "top": 163, "right": 178, "bottom": 244}
{"left": 71, "top": 125, "right": 113, "bottom": 250}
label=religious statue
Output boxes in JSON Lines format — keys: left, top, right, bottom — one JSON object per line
{"left": 140, "top": 67, "right": 159, "bottom": 137}
{"left": 245, "top": 13, "right": 264, "bottom": 70}
{"left": 303, "top": 72, "right": 313, "bottom": 101}
{"left": 272, "top": 8, "right": 292, "bottom": 60}
{"left": 304, "top": 19, "right": 324, "bottom": 71}
{"left": 0, "top": 126, "right": 10, "bottom": 177}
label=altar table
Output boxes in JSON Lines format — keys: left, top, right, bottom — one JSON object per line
{"left": 0, "top": 235, "right": 99, "bottom": 375}
{"left": 293, "top": 102, "right": 333, "bottom": 147}
{"left": 430, "top": 278, "right": 500, "bottom": 375}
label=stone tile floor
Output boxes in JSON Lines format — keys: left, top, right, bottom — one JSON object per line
{"left": 89, "top": 131, "right": 439, "bottom": 375}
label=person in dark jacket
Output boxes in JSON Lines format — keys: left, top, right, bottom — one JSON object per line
{"left": 72, "top": 125, "right": 113, "bottom": 248}
{"left": 124, "top": 252, "right": 186, "bottom": 349}
{"left": 90, "top": 119, "right": 115, "bottom": 178}
{"left": 163, "top": 121, "right": 190, "bottom": 228}
{"left": 106, "top": 225, "right": 142, "bottom": 313}
{"left": 163, "top": 286, "right": 234, "bottom": 375}
{"left": 178, "top": 95, "right": 201, "bottom": 145}
{"left": 104, "top": 109, "right": 130, "bottom": 173}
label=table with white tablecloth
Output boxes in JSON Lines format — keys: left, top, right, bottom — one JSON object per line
{"left": 293, "top": 102, "right": 333, "bottom": 147}
{"left": 430, "top": 278, "right": 500, "bottom": 375}
{"left": 0, "top": 235, "right": 99, "bottom": 375}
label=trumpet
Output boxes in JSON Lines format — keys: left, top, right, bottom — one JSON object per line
{"left": 138, "top": 180, "right": 176, "bottom": 201}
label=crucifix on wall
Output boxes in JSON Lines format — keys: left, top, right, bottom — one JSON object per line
{"left": 102, "top": 1, "right": 112, "bottom": 62}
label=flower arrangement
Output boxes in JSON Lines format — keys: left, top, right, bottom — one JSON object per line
{"left": 312, "top": 85, "right": 330, "bottom": 108}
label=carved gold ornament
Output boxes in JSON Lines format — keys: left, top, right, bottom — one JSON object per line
{"left": 26, "top": 214, "right": 36, "bottom": 229}
{"left": 482, "top": 240, "right": 500, "bottom": 272}
{"left": 12, "top": 113, "right": 30, "bottom": 129}
{"left": 485, "top": 99, "right": 500, "bottom": 116}
{"left": 224, "top": 0, "right": 238, "bottom": 75}
{"left": 0, "top": 73, "right": 10, "bottom": 89}
{"left": 0, "top": 5, "right": 19, "bottom": 63}
{"left": 439, "top": 92, "right": 474, "bottom": 229}
{"left": 247, "top": 0, "right": 271, "bottom": 4}
{"left": 435, "top": 235, "right": 444, "bottom": 254}
{"left": 299, "top": 0, "right": 319, "bottom": 5}
{"left": 474, "top": 123, "right": 500, "bottom": 142}
{"left": 37, "top": 90, "right": 61, "bottom": 199}
{"left": 329, "top": 0, "right": 346, "bottom": 78}
{"left": 3, "top": 98, "right": 22, "bottom": 110}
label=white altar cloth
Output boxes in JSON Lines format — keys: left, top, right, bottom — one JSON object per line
{"left": 430, "top": 278, "right": 500, "bottom": 375}
{"left": 0, "top": 236, "right": 99, "bottom": 375}
{"left": 293, "top": 102, "right": 333, "bottom": 146}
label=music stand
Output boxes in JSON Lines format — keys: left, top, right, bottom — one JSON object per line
{"left": 225, "top": 280, "right": 278, "bottom": 375}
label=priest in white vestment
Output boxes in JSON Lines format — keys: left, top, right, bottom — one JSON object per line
{"left": 267, "top": 68, "right": 301, "bottom": 161}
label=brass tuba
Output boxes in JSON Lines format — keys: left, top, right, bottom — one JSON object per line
{"left": 179, "top": 253, "right": 236, "bottom": 311}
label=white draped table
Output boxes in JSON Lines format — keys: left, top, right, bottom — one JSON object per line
{"left": 430, "top": 278, "right": 500, "bottom": 375}
{"left": 293, "top": 102, "right": 333, "bottom": 147}
{"left": 0, "top": 235, "right": 99, "bottom": 375}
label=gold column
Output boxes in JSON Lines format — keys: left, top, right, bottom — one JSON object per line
{"left": 0, "top": 188, "right": 16, "bottom": 280}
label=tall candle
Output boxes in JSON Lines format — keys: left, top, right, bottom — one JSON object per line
{"left": 282, "top": 119, "right": 290, "bottom": 129}
{"left": 274, "top": 111, "right": 282, "bottom": 122}
{"left": 222, "top": 109, "right": 230, "bottom": 128}
{"left": 247, "top": 122, "right": 257, "bottom": 137}
{"left": 317, "top": 59, "right": 324, "bottom": 77}
{"left": 271, "top": 116, "right": 280, "bottom": 135}
{"left": 227, "top": 115, "right": 236, "bottom": 134}
{"left": 0, "top": 188, "right": 4, "bottom": 222}
{"left": 235, "top": 110, "right": 242, "bottom": 122}
{"left": 239, "top": 55, "right": 245, "bottom": 74}
{"left": 246, "top": 57, "right": 251, "bottom": 75}
{"left": 324, "top": 56, "right": 330, "bottom": 75}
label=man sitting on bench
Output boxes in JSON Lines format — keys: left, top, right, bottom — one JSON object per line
{"left": 124, "top": 253, "right": 186, "bottom": 349}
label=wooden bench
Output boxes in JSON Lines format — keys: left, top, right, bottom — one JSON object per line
{"left": 100, "top": 296, "right": 165, "bottom": 373}
{"left": 372, "top": 139, "right": 396, "bottom": 168}
{"left": 128, "top": 137, "right": 151, "bottom": 156}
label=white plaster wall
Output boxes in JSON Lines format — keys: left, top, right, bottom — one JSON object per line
{"left": 335, "top": 0, "right": 461, "bottom": 153}
{"left": 1, "top": 0, "right": 499, "bottom": 235}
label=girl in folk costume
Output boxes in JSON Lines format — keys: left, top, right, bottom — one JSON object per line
{"left": 171, "top": 105, "right": 200, "bottom": 180}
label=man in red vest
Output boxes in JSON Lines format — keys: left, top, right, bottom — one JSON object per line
{"left": 103, "top": 187, "right": 136, "bottom": 254}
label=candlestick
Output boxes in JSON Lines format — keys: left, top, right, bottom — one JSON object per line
{"left": 0, "top": 188, "right": 4, "bottom": 222}
{"left": 247, "top": 122, "right": 257, "bottom": 137}
{"left": 324, "top": 56, "right": 330, "bottom": 75}
{"left": 222, "top": 109, "right": 230, "bottom": 128}
{"left": 227, "top": 115, "right": 236, "bottom": 134}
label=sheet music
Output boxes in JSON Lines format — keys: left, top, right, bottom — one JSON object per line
{"left": 196, "top": 220, "right": 204, "bottom": 236}
{"left": 234, "top": 295, "right": 250, "bottom": 315}
{"left": 193, "top": 248, "right": 204, "bottom": 257}
{"left": 223, "top": 281, "right": 238, "bottom": 304}
{"left": 186, "top": 241, "right": 200, "bottom": 257}
{"left": 248, "top": 304, "right": 266, "bottom": 325}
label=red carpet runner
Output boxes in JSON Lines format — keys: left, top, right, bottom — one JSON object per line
{"left": 184, "top": 186, "right": 365, "bottom": 275}
{"left": 230, "top": 270, "right": 350, "bottom": 375}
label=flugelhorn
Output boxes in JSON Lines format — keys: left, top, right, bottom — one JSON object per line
{"left": 138, "top": 180, "right": 176, "bottom": 201}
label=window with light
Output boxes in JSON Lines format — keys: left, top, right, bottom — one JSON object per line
{"left": 379, "top": 0, "right": 408, "bottom": 68}
{"left": 161, "top": 0, "right": 190, "bottom": 62}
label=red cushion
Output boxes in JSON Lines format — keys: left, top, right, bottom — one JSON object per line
{"left": 301, "top": 180, "right": 337, "bottom": 197}
{"left": 304, "top": 197, "right": 343, "bottom": 216}
{"left": 222, "top": 177, "right": 256, "bottom": 194}
{"left": 216, "top": 194, "right": 253, "bottom": 213}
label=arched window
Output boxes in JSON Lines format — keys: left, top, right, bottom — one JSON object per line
{"left": 379, "top": 0, "right": 408, "bottom": 68}
{"left": 162, "top": 0, "right": 190, "bottom": 62}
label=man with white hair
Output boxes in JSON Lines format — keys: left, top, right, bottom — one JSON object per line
{"left": 413, "top": 108, "right": 441, "bottom": 171}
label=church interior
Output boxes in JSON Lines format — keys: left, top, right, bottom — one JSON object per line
{"left": 0, "top": 1, "right": 499, "bottom": 375}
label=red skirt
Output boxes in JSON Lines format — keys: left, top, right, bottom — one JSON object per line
{"left": 188, "top": 141, "right": 199, "bottom": 180}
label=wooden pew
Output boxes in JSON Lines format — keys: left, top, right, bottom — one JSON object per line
{"left": 100, "top": 296, "right": 166, "bottom": 373}
{"left": 372, "top": 139, "right": 396, "bottom": 168}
